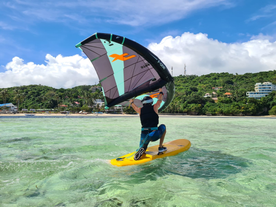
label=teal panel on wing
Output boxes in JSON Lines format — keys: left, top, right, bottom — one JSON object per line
{"left": 101, "top": 39, "right": 125, "bottom": 96}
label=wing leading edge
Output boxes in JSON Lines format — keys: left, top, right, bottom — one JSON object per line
{"left": 76, "top": 33, "right": 174, "bottom": 111}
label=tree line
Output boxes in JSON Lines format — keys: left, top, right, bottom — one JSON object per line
{"left": 1, "top": 70, "right": 276, "bottom": 115}
{"left": 162, "top": 70, "right": 276, "bottom": 115}
{"left": 0, "top": 84, "right": 104, "bottom": 113}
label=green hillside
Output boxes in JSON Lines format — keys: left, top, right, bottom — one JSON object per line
{"left": 1, "top": 70, "right": 276, "bottom": 115}
{"left": 0, "top": 84, "right": 103, "bottom": 113}
{"left": 164, "top": 70, "right": 276, "bottom": 115}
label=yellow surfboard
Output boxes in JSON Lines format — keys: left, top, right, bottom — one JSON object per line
{"left": 110, "top": 139, "right": 191, "bottom": 167}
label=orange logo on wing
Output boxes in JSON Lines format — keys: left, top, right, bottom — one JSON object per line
{"left": 150, "top": 93, "right": 159, "bottom": 99}
{"left": 109, "top": 53, "right": 136, "bottom": 62}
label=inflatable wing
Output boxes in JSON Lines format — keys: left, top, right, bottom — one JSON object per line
{"left": 76, "top": 33, "right": 174, "bottom": 111}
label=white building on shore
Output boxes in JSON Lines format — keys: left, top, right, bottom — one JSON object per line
{"left": 246, "top": 82, "right": 276, "bottom": 99}
{"left": 94, "top": 99, "right": 105, "bottom": 108}
{"left": 0, "top": 103, "right": 18, "bottom": 112}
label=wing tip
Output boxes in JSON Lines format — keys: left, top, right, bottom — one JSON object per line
{"left": 75, "top": 42, "right": 82, "bottom": 48}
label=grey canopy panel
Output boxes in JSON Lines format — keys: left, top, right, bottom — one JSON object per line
{"left": 76, "top": 33, "right": 174, "bottom": 111}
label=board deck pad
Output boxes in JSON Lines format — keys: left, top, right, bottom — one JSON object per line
{"left": 110, "top": 139, "right": 191, "bottom": 167}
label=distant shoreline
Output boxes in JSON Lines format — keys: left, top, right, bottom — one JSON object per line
{"left": 0, "top": 113, "right": 275, "bottom": 118}
{"left": 0, "top": 113, "right": 135, "bottom": 117}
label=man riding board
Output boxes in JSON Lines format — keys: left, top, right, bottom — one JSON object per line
{"left": 129, "top": 88, "right": 167, "bottom": 160}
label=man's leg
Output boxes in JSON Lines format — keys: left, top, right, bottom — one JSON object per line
{"left": 159, "top": 129, "right": 166, "bottom": 148}
{"left": 135, "top": 133, "right": 149, "bottom": 160}
{"left": 157, "top": 124, "right": 166, "bottom": 147}
{"left": 157, "top": 124, "right": 167, "bottom": 154}
{"left": 140, "top": 133, "right": 150, "bottom": 150}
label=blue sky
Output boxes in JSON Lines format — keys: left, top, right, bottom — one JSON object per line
{"left": 0, "top": 0, "right": 276, "bottom": 88}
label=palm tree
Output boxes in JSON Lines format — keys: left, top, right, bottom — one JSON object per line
{"left": 54, "top": 93, "right": 61, "bottom": 109}
{"left": 13, "top": 88, "right": 20, "bottom": 108}
{"left": 0, "top": 89, "right": 8, "bottom": 104}
{"left": 87, "top": 92, "right": 95, "bottom": 107}
{"left": 13, "top": 89, "right": 25, "bottom": 110}
{"left": 82, "top": 91, "right": 94, "bottom": 107}
{"left": 44, "top": 91, "right": 59, "bottom": 108}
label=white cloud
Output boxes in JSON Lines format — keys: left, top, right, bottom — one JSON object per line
{"left": 247, "top": 3, "right": 276, "bottom": 25}
{"left": 2, "top": 32, "right": 276, "bottom": 89}
{"left": 250, "top": 33, "right": 276, "bottom": 41}
{"left": 0, "top": 54, "right": 98, "bottom": 89}
{"left": 260, "top": 4, "right": 276, "bottom": 14}
{"left": 148, "top": 32, "right": 276, "bottom": 76}
{"left": 247, "top": 14, "right": 272, "bottom": 22}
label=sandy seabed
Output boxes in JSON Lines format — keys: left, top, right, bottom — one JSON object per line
{"left": 1, "top": 116, "right": 276, "bottom": 206}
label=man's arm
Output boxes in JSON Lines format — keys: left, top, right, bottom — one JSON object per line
{"left": 154, "top": 88, "right": 163, "bottom": 114}
{"left": 129, "top": 99, "right": 141, "bottom": 114}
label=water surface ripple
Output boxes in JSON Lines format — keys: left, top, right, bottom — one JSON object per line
{"left": 0, "top": 117, "right": 276, "bottom": 206}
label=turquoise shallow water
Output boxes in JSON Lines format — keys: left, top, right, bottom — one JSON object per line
{"left": 0, "top": 116, "right": 276, "bottom": 207}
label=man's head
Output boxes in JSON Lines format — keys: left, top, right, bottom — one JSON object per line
{"left": 141, "top": 96, "right": 153, "bottom": 105}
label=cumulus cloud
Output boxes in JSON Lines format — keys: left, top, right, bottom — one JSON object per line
{"left": 148, "top": 32, "right": 276, "bottom": 76}
{"left": 0, "top": 54, "right": 98, "bottom": 89}
{"left": 1, "top": 32, "right": 276, "bottom": 89}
